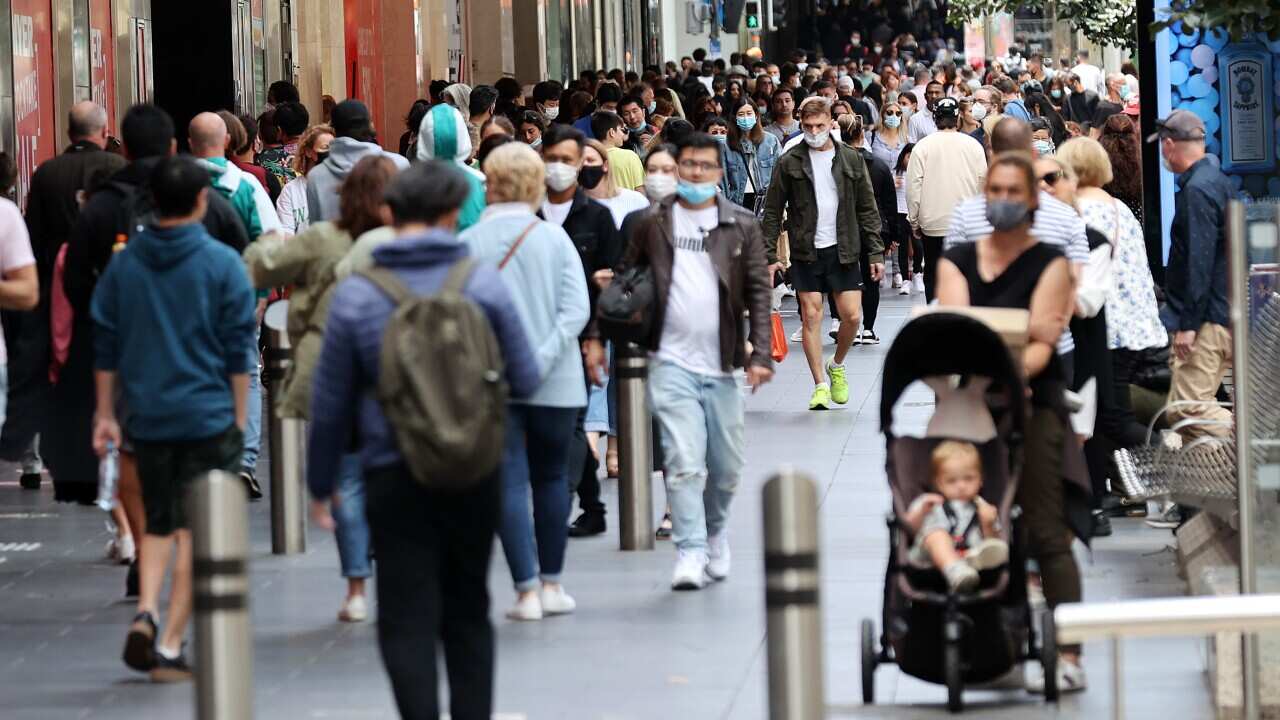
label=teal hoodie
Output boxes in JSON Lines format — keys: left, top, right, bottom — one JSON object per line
{"left": 91, "top": 221, "right": 257, "bottom": 442}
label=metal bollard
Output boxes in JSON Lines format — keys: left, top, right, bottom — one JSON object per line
{"left": 616, "top": 342, "right": 654, "bottom": 551}
{"left": 763, "top": 469, "right": 824, "bottom": 720}
{"left": 263, "top": 301, "right": 306, "bottom": 555}
{"left": 190, "top": 471, "right": 253, "bottom": 720}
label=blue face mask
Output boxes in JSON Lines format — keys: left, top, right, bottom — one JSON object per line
{"left": 736, "top": 116, "right": 757, "bottom": 130}
{"left": 648, "top": 100, "right": 657, "bottom": 114}
{"left": 676, "top": 179, "right": 718, "bottom": 204}
{"left": 713, "top": 134, "right": 728, "bottom": 144}
{"left": 1118, "top": 85, "right": 1131, "bottom": 100}
{"left": 1051, "top": 89, "right": 1063, "bottom": 99}
{"left": 884, "top": 114, "right": 901, "bottom": 129}
{"left": 1033, "top": 139, "right": 1055, "bottom": 157}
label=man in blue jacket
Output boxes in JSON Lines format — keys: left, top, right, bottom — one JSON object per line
{"left": 307, "top": 160, "right": 538, "bottom": 719}
{"left": 90, "top": 156, "right": 257, "bottom": 682}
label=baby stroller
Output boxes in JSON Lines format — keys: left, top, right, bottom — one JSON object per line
{"left": 860, "top": 311, "right": 1059, "bottom": 712}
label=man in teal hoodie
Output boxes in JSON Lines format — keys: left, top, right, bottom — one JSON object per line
{"left": 91, "top": 156, "right": 257, "bottom": 682}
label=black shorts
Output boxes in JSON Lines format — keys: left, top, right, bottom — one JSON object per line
{"left": 790, "top": 245, "right": 863, "bottom": 294}
{"left": 134, "top": 425, "right": 244, "bottom": 535}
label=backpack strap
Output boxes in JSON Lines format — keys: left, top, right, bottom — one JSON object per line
{"left": 498, "top": 221, "right": 540, "bottom": 270}
{"left": 442, "top": 257, "right": 477, "bottom": 295}
{"left": 358, "top": 267, "right": 415, "bottom": 306}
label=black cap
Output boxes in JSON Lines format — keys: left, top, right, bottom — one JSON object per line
{"left": 1146, "top": 109, "right": 1207, "bottom": 143}
{"left": 934, "top": 97, "right": 960, "bottom": 120}
{"left": 331, "top": 99, "right": 374, "bottom": 140}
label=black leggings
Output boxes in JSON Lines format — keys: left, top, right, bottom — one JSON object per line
{"left": 922, "top": 235, "right": 944, "bottom": 302}
{"left": 896, "top": 215, "right": 921, "bottom": 275}
{"left": 860, "top": 258, "right": 879, "bottom": 331}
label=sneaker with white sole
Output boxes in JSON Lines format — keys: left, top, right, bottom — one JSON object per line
{"left": 964, "top": 538, "right": 1009, "bottom": 571}
{"left": 897, "top": 283, "right": 911, "bottom": 295}
{"left": 789, "top": 327, "right": 803, "bottom": 343}
{"left": 829, "top": 319, "right": 842, "bottom": 341}
{"left": 1026, "top": 655, "right": 1087, "bottom": 694}
{"left": 892, "top": 273, "right": 903, "bottom": 288}
{"left": 117, "top": 534, "right": 136, "bottom": 564}
{"left": 913, "top": 274, "right": 925, "bottom": 293}
{"left": 505, "top": 593, "right": 543, "bottom": 621}
{"left": 1145, "top": 504, "right": 1184, "bottom": 529}
{"left": 706, "top": 534, "right": 731, "bottom": 581}
{"left": 858, "top": 329, "right": 880, "bottom": 345}
{"left": 671, "top": 550, "right": 708, "bottom": 590}
{"left": 338, "top": 594, "right": 368, "bottom": 622}
{"left": 539, "top": 585, "right": 576, "bottom": 616}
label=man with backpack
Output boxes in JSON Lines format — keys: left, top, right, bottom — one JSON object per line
{"left": 306, "top": 159, "right": 539, "bottom": 719}
{"left": 90, "top": 155, "right": 257, "bottom": 682}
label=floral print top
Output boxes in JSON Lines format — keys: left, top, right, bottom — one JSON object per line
{"left": 1078, "top": 196, "right": 1167, "bottom": 351}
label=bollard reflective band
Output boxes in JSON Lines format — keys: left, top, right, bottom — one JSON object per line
{"left": 764, "top": 551, "right": 818, "bottom": 571}
{"left": 195, "top": 591, "right": 247, "bottom": 612}
{"left": 766, "top": 588, "right": 819, "bottom": 607}
{"left": 615, "top": 364, "right": 648, "bottom": 380}
{"left": 193, "top": 558, "right": 246, "bottom": 576}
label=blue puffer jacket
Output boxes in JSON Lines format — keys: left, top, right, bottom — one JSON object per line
{"left": 724, "top": 132, "right": 782, "bottom": 208}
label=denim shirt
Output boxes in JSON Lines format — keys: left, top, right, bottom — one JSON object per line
{"left": 724, "top": 132, "right": 782, "bottom": 207}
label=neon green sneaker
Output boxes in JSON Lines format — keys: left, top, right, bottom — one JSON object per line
{"left": 827, "top": 361, "right": 849, "bottom": 404}
{"left": 809, "top": 384, "right": 832, "bottom": 411}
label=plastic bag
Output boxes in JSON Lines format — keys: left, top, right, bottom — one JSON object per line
{"left": 770, "top": 311, "right": 788, "bottom": 363}
{"left": 96, "top": 442, "right": 119, "bottom": 511}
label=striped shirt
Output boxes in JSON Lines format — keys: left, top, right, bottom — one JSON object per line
{"left": 944, "top": 191, "right": 1090, "bottom": 356}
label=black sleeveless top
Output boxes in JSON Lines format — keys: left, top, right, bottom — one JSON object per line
{"left": 942, "top": 241, "right": 1067, "bottom": 405}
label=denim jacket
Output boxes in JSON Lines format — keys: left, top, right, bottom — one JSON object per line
{"left": 724, "top": 132, "right": 782, "bottom": 208}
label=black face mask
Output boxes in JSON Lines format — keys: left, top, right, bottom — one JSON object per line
{"left": 315, "top": 151, "right": 330, "bottom": 164}
{"left": 579, "top": 165, "right": 606, "bottom": 190}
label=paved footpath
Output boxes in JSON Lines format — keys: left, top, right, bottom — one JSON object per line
{"left": 0, "top": 292, "right": 1213, "bottom": 719}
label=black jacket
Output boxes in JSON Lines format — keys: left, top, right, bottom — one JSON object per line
{"left": 858, "top": 146, "right": 897, "bottom": 251}
{"left": 538, "top": 187, "right": 621, "bottom": 339}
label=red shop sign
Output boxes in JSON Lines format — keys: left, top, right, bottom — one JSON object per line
{"left": 11, "top": 0, "right": 56, "bottom": 210}
{"left": 90, "top": 0, "right": 116, "bottom": 133}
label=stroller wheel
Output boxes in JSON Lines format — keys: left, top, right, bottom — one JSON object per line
{"left": 860, "top": 618, "right": 877, "bottom": 704}
{"left": 944, "top": 620, "right": 964, "bottom": 713}
{"left": 1041, "top": 610, "right": 1060, "bottom": 703}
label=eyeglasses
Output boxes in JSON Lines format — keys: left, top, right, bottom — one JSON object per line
{"left": 884, "top": 110, "right": 902, "bottom": 116}
{"left": 679, "top": 160, "right": 721, "bottom": 173}
{"left": 1040, "top": 171, "right": 1063, "bottom": 185}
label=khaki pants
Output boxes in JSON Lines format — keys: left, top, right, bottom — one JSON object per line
{"left": 1166, "top": 322, "right": 1233, "bottom": 440}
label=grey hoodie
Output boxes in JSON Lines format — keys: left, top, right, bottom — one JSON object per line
{"left": 305, "top": 136, "right": 409, "bottom": 224}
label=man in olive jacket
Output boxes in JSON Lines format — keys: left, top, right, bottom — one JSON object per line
{"left": 762, "top": 96, "right": 883, "bottom": 411}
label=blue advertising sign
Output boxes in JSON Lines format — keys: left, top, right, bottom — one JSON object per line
{"left": 1217, "top": 42, "right": 1276, "bottom": 174}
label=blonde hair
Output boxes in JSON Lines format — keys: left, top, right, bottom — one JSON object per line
{"left": 481, "top": 142, "right": 546, "bottom": 206}
{"left": 1055, "top": 136, "right": 1114, "bottom": 189}
{"left": 292, "top": 124, "right": 335, "bottom": 175}
{"left": 797, "top": 96, "right": 833, "bottom": 120}
{"left": 582, "top": 138, "right": 619, "bottom": 198}
{"left": 931, "top": 441, "right": 981, "bottom": 483}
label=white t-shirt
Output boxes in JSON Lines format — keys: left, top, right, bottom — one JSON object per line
{"left": 275, "top": 176, "right": 309, "bottom": 235}
{"left": 656, "top": 203, "right": 726, "bottom": 376}
{"left": 541, "top": 199, "right": 573, "bottom": 227}
{"left": 595, "top": 188, "right": 650, "bottom": 230}
{"left": 0, "top": 199, "right": 36, "bottom": 363}
{"left": 810, "top": 147, "right": 839, "bottom": 250}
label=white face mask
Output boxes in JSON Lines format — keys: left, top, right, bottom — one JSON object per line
{"left": 543, "top": 105, "right": 560, "bottom": 121}
{"left": 803, "top": 129, "right": 830, "bottom": 148}
{"left": 644, "top": 173, "right": 677, "bottom": 201}
{"left": 545, "top": 162, "right": 579, "bottom": 192}
{"left": 796, "top": 62, "right": 808, "bottom": 71}
{"left": 971, "top": 103, "right": 988, "bottom": 121}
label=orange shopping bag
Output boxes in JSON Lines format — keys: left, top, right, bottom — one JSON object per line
{"left": 770, "top": 311, "right": 788, "bottom": 363}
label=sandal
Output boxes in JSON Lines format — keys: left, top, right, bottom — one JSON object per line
{"left": 655, "top": 513, "right": 673, "bottom": 539}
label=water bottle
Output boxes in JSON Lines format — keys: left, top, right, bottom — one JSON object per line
{"left": 96, "top": 442, "right": 119, "bottom": 511}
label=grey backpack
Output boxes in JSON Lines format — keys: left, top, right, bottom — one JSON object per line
{"left": 359, "top": 259, "right": 508, "bottom": 489}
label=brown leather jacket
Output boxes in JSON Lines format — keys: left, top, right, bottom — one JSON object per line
{"left": 618, "top": 195, "right": 774, "bottom": 372}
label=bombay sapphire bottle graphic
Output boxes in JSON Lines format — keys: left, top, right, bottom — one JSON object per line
{"left": 1217, "top": 41, "right": 1275, "bottom": 173}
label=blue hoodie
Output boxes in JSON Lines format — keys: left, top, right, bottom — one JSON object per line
{"left": 306, "top": 228, "right": 540, "bottom": 499}
{"left": 91, "top": 221, "right": 257, "bottom": 442}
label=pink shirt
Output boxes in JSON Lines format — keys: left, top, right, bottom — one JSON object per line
{"left": 0, "top": 198, "right": 36, "bottom": 363}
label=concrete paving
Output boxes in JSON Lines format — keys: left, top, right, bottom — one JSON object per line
{"left": 0, "top": 291, "right": 1214, "bottom": 719}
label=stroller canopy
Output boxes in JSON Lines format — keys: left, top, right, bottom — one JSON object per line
{"left": 880, "top": 311, "right": 1027, "bottom": 436}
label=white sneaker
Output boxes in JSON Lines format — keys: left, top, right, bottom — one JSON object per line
{"left": 892, "top": 272, "right": 903, "bottom": 288}
{"left": 706, "top": 534, "right": 731, "bottom": 581}
{"left": 1026, "top": 655, "right": 1087, "bottom": 694}
{"left": 539, "top": 585, "right": 576, "bottom": 616}
{"left": 789, "top": 327, "right": 803, "bottom": 343}
{"left": 782, "top": 284, "right": 795, "bottom": 298}
{"left": 505, "top": 593, "right": 543, "bottom": 621}
{"left": 913, "top": 274, "right": 925, "bottom": 293}
{"left": 829, "top": 318, "right": 842, "bottom": 341}
{"left": 964, "top": 538, "right": 1008, "bottom": 571}
{"left": 897, "top": 282, "right": 911, "bottom": 295}
{"left": 671, "top": 550, "right": 708, "bottom": 590}
{"left": 338, "top": 594, "right": 369, "bottom": 623}
{"left": 117, "top": 534, "right": 136, "bottom": 564}
{"left": 771, "top": 284, "right": 787, "bottom": 311}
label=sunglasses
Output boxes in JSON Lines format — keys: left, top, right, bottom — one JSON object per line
{"left": 1040, "top": 171, "right": 1063, "bottom": 185}
{"left": 884, "top": 110, "right": 902, "bottom": 116}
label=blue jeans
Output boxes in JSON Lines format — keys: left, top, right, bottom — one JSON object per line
{"left": 242, "top": 335, "right": 262, "bottom": 476}
{"left": 498, "top": 404, "right": 578, "bottom": 592}
{"left": 331, "top": 453, "right": 372, "bottom": 578}
{"left": 648, "top": 360, "right": 745, "bottom": 554}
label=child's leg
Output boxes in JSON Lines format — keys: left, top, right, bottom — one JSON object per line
{"left": 922, "top": 530, "right": 962, "bottom": 571}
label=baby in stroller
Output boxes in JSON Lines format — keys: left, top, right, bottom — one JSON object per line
{"left": 903, "top": 441, "right": 1010, "bottom": 593}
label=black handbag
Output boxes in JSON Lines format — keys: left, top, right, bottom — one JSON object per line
{"left": 597, "top": 265, "right": 657, "bottom": 347}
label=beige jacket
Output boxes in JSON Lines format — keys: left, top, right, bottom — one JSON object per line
{"left": 905, "top": 129, "right": 988, "bottom": 237}
{"left": 243, "top": 221, "right": 354, "bottom": 419}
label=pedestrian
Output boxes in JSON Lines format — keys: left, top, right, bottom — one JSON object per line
{"left": 891, "top": 143, "right": 922, "bottom": 294}
{"left": 258, "top": 100, "right": 309, "bottom": 191}
{"left": 1070, "top": 49, "right": 1106, "bottom": 97}
{"left": 905, "top": 97, "right": 986, "bottom": 301}
{"left": 618, "top": 132, "right": 774, "bottom": 589}
{"left": 399, "top": 99, "right": 431, "bottom": 159}
{"left": 537, "top": 124, "right": 618, "bottom": 537}
{"left": 764, "top": 87, "right": 800, "bottom": 144}
{"left": 1151, "top": 110, "right": 1234, "bottom": 443}
{"left": 995, "top": 77, "right": 1031, "bottom": 122}
{"left": 461, "top": 143, "right": 590, "bottom": 621}
{"left": 16, "top": 101, "right": 124, "bottom": 501}
{"left": 906, "top": 80, "right": 944, "bottom": 142}
{"left": 762, "top": 96, "right": 884, "bottom": 411}
{"left": 844, "top": 114, "right": 897, "bottom": 344}
{"left": 724, "top": 98, "right": 782, "bottom": 211}
{"left": 91, "top": 156, "right": 257, "bottom": 682}
{"left": 309, "top": 99, "right": 410, "bottom": 224}
{"left": 307, "top": 160, "right": 539, "bottom": 719}
{"left": 574, "top": 82, "right": 623, "bottom": 138}
{"left": 220, "top": 112, "right": 281, "bottom": 201}
{"left": 517, "top": 110, "right": 547, "bottom": 148}
{"left": 0, "top": 154, "right": 40, "bottom": 486}
{"left": 247, "top": 155, "right": 399, "bottom": 622}
{"left": 590, "top": 110, "right": 646, "bottom": 191}
{"left": 532, "top": 80, "right": 563, "bottom": 124}
{"left": 274, "top": 124, "right": 335, "bottom": 235}
{"left": 1097, "top": 114, "right": 1144, "bottom": 224}
{"left": 582, "top": 139, "right": 650, "bottom": 227}
{"left": 1062, "top": 73, "right": 1100, "bottom": 129}
{"left": 869, "top": 100, "right": 907, "bottom": 171}
{"left": 617, "top": 94, "right": 657, "bottom": 155}
{"left": 936, "top": 151, "right": 1089, "bottom": 694}
{"left": 416, "top": 103, "right": 487, "bottom": 230}
{"left": 469, "top": 84, "right": 500, "bottom": 154}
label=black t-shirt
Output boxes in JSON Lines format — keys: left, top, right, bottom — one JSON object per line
{"left": 1091, "top": 100, "right": 1123, "bottom": 131}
